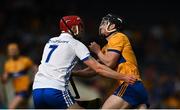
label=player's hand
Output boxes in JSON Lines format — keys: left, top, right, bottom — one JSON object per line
{"left": 89, "top": 42, "right": 101, "bottom": 54}
{"left": 123, "top": 75, "right": 136, "bottom": 85}
{"left": 0, "top": 73, "right": 8, "bottom": 84}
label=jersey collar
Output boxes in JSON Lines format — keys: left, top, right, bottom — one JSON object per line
{"left": 60, "top": 32, "right": 73, "bottom": 38}
{"left": 106, "top": 31, "right": 119, "bottom": 41}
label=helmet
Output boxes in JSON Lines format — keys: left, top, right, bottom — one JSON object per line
{"left": 100, "top": 13, "right": 124, "bottom": 31}
{"left": 59, "top": 15, "right": 84, "bottom": 34}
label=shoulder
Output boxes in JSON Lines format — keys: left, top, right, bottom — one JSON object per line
{"left": 4, "top": 59, "right": 11, "bottom": 67}
{"left": 20, "top": 56, "right": 33, "bottom": 67}
{"left": 69, "top": 38, "right": 86, "bottom": 48}
{"left": 71, "top": 40, "right": 89, "bottom": 55}
{"left": 20, "top": 56, "right": 30, "bottom": 59}
{"left": 109, "top": 32, "right": 129, "bottom": 44}
{"left": 110, "top": 32, "right": 127, "bottom": 41}
{"left": 20, "top": 56, "right": 32, "bottom": 62}
{"left": 48, "top": 36, "right": 59, "bottom": 42}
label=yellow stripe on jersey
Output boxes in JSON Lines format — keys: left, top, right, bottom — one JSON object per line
{"left": 118, "top": 83, "right": 128, "bottom": 97}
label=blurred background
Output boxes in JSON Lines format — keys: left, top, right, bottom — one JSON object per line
{"left": 0, "top": 0, "right": 179, "bottom": 109}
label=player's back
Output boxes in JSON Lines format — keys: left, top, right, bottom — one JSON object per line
{"left": 33, "top": 33, "right": 90, "bottom": 91}
{"left": 33, "top": 33, "right": 78, "bottom": 90}
{"left": 39, "top": 34, "right": 78, "bottom": 72}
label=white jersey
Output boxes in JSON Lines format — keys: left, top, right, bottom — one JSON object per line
{"left": 33, "top": 33, "right": 90, "bottom": 91}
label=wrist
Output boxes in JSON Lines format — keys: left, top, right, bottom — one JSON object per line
{"left": 96, "top": 50, "right": 101, "bottom": 56}
{"left": 119, "top": 74, "right": 126, "bottom": 80}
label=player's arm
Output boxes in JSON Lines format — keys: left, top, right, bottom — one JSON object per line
{"left": 30, "top": 64, "right": 38, "bottom": 75}
{"left": 72, "top": 67, "right": 96, "bottom": 77}
{"left": 89, "top": 42, "right": 119, "bottom": 68}
{"left": 74, "top": 41, "right": 135, "bottom": 84}
{"left": 72, "top": 60, "right": 102, "bottom": 77}
{"left": 1, "top": 63, "right": 10, "bottom": 84}
{"left": 83, "top": 57, "right": 136, "bottom": 84}
{"left": 1, "top": 72, "right": 9, "bottom": 84}
{"left": 25, "top": 57, "right": 38, "bottom": 75}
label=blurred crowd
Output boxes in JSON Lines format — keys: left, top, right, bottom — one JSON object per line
{"left": 0, "top": 0, "right": 180, "bottom": 109}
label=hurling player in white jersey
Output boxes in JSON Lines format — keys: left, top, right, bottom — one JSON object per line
{"left": 32, "top": 15, "right": 136, "bottom": 109}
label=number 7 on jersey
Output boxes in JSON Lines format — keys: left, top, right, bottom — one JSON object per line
{"left": 45, "top": 45, "right": 58, "bottom": 63}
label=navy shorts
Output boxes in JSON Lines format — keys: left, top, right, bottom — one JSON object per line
{"left": 32, "top": 88, "right": 75, "bottom": 109}
{"left": 114, "top": 81, "right": 150, "bottom": 108}
{"left": 16, "top": 91, "right": 31, "bottom": 99}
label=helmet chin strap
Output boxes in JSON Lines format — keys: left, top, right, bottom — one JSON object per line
{"left": 74, "top": 25, "right": 79, "bottom": 36}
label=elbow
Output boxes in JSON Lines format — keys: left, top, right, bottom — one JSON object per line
{"left": 106, "top": 62, "right": 116, "bottom": 69}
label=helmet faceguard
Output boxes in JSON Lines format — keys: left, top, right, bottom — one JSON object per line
{"left": 99, "top": 14, "right": 123, "bottom": 36}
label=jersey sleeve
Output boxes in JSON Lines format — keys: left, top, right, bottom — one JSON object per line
{"left": 74, "top": 41, "right": 91, "bottom": 61}
{"left": 24, "top": 57, "right": 33, "bottom": 68}
{"left": 107, "top": 34, "right": 125, "bottom": 54}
